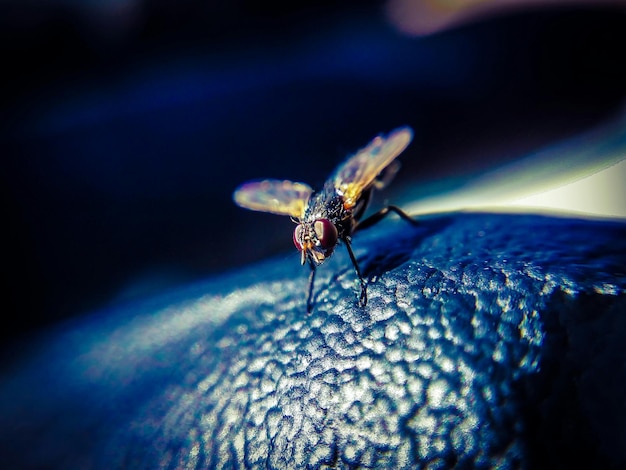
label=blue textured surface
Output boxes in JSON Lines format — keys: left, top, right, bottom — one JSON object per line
{"left": 1, "top": 212, "right": 625, "bottom": 469}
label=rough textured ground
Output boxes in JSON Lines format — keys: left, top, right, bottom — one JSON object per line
{"left": 1, "top": 212, "right": 625, "bottom": 469}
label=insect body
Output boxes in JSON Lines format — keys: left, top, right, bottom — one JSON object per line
{"left": 233, "top": 127, "right": 417, "bottom": 312}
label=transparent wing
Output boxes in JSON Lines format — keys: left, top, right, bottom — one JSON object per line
{"left": 233, "top": 179, "right": 313, "bottom": 218}
{"left": 333, "top": 126, "right": 413, "bottom": 207}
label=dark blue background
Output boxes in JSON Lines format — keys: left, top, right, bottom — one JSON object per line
{"left": 2, "top": 1, "right": 626, "bottom": 343}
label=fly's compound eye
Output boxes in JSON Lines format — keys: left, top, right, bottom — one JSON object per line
{"left": 293, "top": 224, "right": 304, "bottom": 251}
{"left": 314, "top": 219, "right": 338, "bottom": 250}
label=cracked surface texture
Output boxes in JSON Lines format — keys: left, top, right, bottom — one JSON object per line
{"left": 1, "top": 213, "right": 625, "bottom": 469}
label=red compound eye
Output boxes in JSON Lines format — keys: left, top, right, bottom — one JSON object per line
{"left": 293, "top": 224, "right": 304, "bottom": 251}
{"left": 313, "top": 219, "right": 338, "bottom": 250}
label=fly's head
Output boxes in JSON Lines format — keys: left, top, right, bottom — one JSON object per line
{"left": 293, "top": 218, "right": 338, "bottom": 266}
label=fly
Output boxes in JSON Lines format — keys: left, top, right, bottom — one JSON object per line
{"left": 233, "top": 126, "right": 418, "bottom": 312}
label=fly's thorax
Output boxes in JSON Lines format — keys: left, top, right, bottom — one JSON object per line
{"left": 305, "top": 187, "right": 351, "bottom": 229}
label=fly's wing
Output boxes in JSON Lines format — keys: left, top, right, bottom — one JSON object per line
{"left": 332, "top": 126, "right": 413, "bottom": 208}
{"left": 233, "top": 179, "right": 313, "bottom": 218}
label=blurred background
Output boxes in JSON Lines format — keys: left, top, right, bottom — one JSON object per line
{"left": 2, "top": 0, "right": 626, "bottom": 346}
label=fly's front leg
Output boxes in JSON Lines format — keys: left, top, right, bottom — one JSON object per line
{"left": 354, "top": 205, "right": 418, "bottom": 233}
{"left": 343, "top": 236, "right": 367, "bottom": 307}
{"left": 306, "top": 261, "right": 317, "bottom": 313}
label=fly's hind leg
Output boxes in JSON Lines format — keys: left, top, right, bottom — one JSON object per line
{"left": 343, "top": 236, "right": 367, "bottom": 307}
{"left": 354, "top": 205, "right": 418, "bottom": 233}
{"left": 345, "top": 203, "right": 417, "bottom": 308}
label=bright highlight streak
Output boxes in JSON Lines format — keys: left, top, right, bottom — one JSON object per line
{"left": 406, "top": 113, "right": 626, "bottom": 220}
{"left": 507, "top": 158, "right": 626, "bottom": 218}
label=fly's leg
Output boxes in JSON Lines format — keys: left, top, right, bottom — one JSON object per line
{"left": 343, "top": 236, "right": 367, "bottom": 307}
{"left": 306, "top": 261, "right": 317, "bottom": 313}
{"left": 354, "top": 205, "right": 418, "bottom": 232}
{"left": 343, "top": 206, "right": 416, "bottom": 308}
